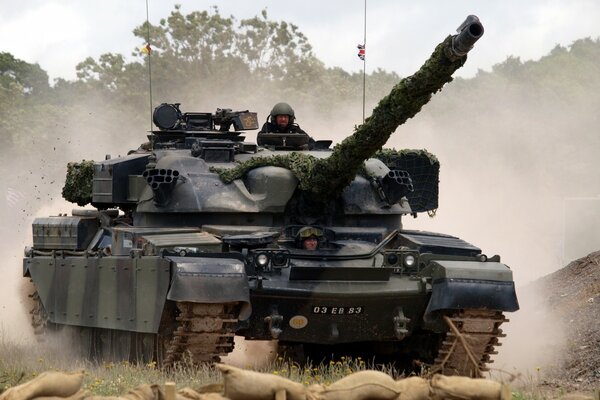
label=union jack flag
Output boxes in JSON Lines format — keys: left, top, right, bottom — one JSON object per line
{"left": 357, "top": 44, "right": 365, "bottom": 60}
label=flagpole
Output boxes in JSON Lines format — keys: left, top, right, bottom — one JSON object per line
{"left": 362, "top": 0, "right": 367, "bottom": 124}
{"left": 145, "top": 0, "right": 153, "bottom": 132}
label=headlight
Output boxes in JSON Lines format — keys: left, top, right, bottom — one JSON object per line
{"left": 403, "top": 254, "right": 416, "bottom": 267}
{"left": 385, "top": 253, "right": 399, "bottom": 266}
{"left": 255, "top": 253, "right": 270, "bottom": 267}
{"left": 271, "top": 252, "right": 288, "bottom": 267}
{"left": 478, "top": 254, "right": 488, "bottom": 262}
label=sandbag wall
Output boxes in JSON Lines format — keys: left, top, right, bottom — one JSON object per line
{"left": 0, "top": 365, "right": 518, "bottom": 400}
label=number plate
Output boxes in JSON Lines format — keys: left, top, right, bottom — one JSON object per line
{"left": 311, "top": 306, "right": 363, "bottom": 315}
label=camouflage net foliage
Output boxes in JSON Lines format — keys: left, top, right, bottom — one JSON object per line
{"left": 374, "top": 149, "right": 440, "bottom": 213}
{"left": 62, "top": 160, "right": 95, "bottom": 206}
{"left": 216, "top": 35, "right": 464, "bottom": 202}
{"left": 213, "top": 152, "right": 319, "bottom": 191}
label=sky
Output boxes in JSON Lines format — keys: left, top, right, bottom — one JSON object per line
{"left": 1, "top": 0, "right": 599, "bottom": 82}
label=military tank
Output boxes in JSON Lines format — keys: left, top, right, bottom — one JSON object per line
{"left": 24, "top": 15, "right": 518, "bottom": 376}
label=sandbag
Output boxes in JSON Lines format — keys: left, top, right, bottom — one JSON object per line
{"left": 0, "top": 371, "right": 84, "bottom": 400}
{"left": 122, "top": 385, "right": 161, "bottom": 400}
{"left": 395, "top": 377, "right": 430, "bottom": 400}
{"left": 86, "top": 384, "right": 161, "bottom": 400}
{"left": 33, "top": 389, "right": 90, "bottom": 400}
{"left": 85, "top": 397, "right": 122, "bottom": 400}
{"left": 193, "top": 384, "right": 224, "bottom": 395}
{"left": 215, "top": 364, "right": 307, "bottom": 400}
{"left": 430, "top": 375, "right": 510, "bottom": 400}
{"left": 308, "top": 370, "right": 400, "bottom": 400}
{"left": 176, "top": 390, "right": 229, "bottom": 400}
{"left": 177, "top": 388, "right": 206, "bottom": 400}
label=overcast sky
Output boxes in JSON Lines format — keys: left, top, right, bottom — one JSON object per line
{"left": 1, "top": 0, "right": 599, "bottom": 82}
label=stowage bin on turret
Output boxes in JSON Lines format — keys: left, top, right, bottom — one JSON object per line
{"left": 25, "top": 15, "right": 518, "bottom": 377}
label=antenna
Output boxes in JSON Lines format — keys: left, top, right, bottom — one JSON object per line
{"left": 145, "top": 0, "right": 153, "bottom": 132}
{"left": 362, "top": 0, "right": 367, "bottom": 123}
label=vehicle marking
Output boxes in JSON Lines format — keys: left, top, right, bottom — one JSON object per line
{"left": 311, "top": 306, "right": 363, "bottom": 315}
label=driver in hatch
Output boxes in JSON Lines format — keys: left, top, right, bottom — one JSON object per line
{"left": 296, "top": 226, "right": 324, "bottom": 251}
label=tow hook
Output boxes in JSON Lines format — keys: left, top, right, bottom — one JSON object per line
{"left": 393, "top": 308, "right": 410, "bottom": 339}
{"left": 264, "top": 312, "right": 283, "bottom": 339}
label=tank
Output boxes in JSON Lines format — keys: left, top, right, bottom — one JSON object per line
{"left": 24, "top": 15, "right": 518, "bottom": 377}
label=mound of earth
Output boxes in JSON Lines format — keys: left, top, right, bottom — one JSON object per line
{"left": 534, "top": 250, "right": 600, "bottom": 388}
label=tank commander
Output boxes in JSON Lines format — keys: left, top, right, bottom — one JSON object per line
{"left": 296, "top": 226, "right": 324, "bottom": 251}
{"left": 259, "top": 102, "right": 308, "bottom": 134}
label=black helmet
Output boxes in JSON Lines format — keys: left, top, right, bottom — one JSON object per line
{"left": 270, "top": 102, "right": 295, "bottom": 120}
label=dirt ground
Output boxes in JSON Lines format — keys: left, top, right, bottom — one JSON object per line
{"left": 533, "top": 251, "right": 600, "bottom": 390}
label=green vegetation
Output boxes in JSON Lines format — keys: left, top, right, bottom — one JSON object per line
{"left": 62, "top": 161, "right": 95, "bottom": 206}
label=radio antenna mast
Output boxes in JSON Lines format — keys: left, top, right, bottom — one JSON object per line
{"left": 362, "top": 0, "right": 367, "bottom": 123}
{"left": 145, "top": 0, "right": 153, "bottom": 132}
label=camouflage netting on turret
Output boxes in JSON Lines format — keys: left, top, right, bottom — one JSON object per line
{"left": 62, "top": 160, "right": 94, "bottom": 206}
{"left": 214, "top": 152, "right": 319, "bottom": 190}
{"left": 216, "top": 35, "right": 464, "bottom": 202}
{"left": 374, "top": 149, "right": 440, "bottom": 213}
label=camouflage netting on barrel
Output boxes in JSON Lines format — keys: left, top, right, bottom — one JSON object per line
{"left": 375, "top": 149, "right": 440, "bottom": 213}
{"left": 62, "top": 160, "right": 94, "bottom": 206}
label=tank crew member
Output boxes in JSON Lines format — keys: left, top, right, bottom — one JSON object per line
{"left": 296, "top": 226, "right": 324, "bottom": 251}
{"left": 259, "top": 102, "right": 309, "bottom": 135}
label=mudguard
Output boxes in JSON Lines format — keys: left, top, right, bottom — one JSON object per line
{"left": 424, "top": 260, "right": 519, "bottom": 315}
{"left": 166, "top": 255, "right": 251, "bottom": 320}
{"left": 24, "top": 255, "right": 170, "bottom": 333}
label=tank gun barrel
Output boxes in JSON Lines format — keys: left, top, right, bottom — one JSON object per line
{"left": 307, "top": 15, "right": 484, "bottom": 199}
{"left": 450, "top": 15, "right": 484, "bottom": 58}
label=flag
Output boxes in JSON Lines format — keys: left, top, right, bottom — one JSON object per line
{"left": 357, "top": 44, "right": 365, "bottom": 60}
{"left": 141, "top": 44, "right": 152, "bottom": 55}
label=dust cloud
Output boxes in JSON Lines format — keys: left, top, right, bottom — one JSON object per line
{"left": 0, "top": 97, "right": 143, "bottom": 345}
{"left": 375, "top": 79, "right": 597, "bottom": 377}
{"left": 1, "top": 56, "right": 596, "bottom": 375}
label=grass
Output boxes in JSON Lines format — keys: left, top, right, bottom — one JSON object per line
{"left": 0, "top": 334, "right": 376, "bottom": 396}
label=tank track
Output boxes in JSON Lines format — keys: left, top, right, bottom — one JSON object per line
{"left": 431, "top": 309, "right": 508, "bottom": 377}
{"left": 30, "top": 290, "right": 51, "bottom": 337}
{"left": 163, "top": 302, "right": 240, "bottom": 366}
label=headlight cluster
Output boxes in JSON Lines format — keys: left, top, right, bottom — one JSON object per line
{"left": 383, "top": 249, "right": 420, "bottom": 273}
{"left": 252, "top": 249, "right": 290, "bottom": 271}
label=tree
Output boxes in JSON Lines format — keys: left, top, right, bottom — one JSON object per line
{"left": 0, "top": 52, "right": 49, "bottom": 96}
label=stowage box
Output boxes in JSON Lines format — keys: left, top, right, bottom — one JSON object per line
{"left": 32, "top": 216, "right": 98, "bottom": 251}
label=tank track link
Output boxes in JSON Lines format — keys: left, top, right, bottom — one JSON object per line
{"left": 431, "top": 309, "right": 508, "bottom": 377}
{"left": 163, "top": 302, "right": 240, "bottom": 366}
